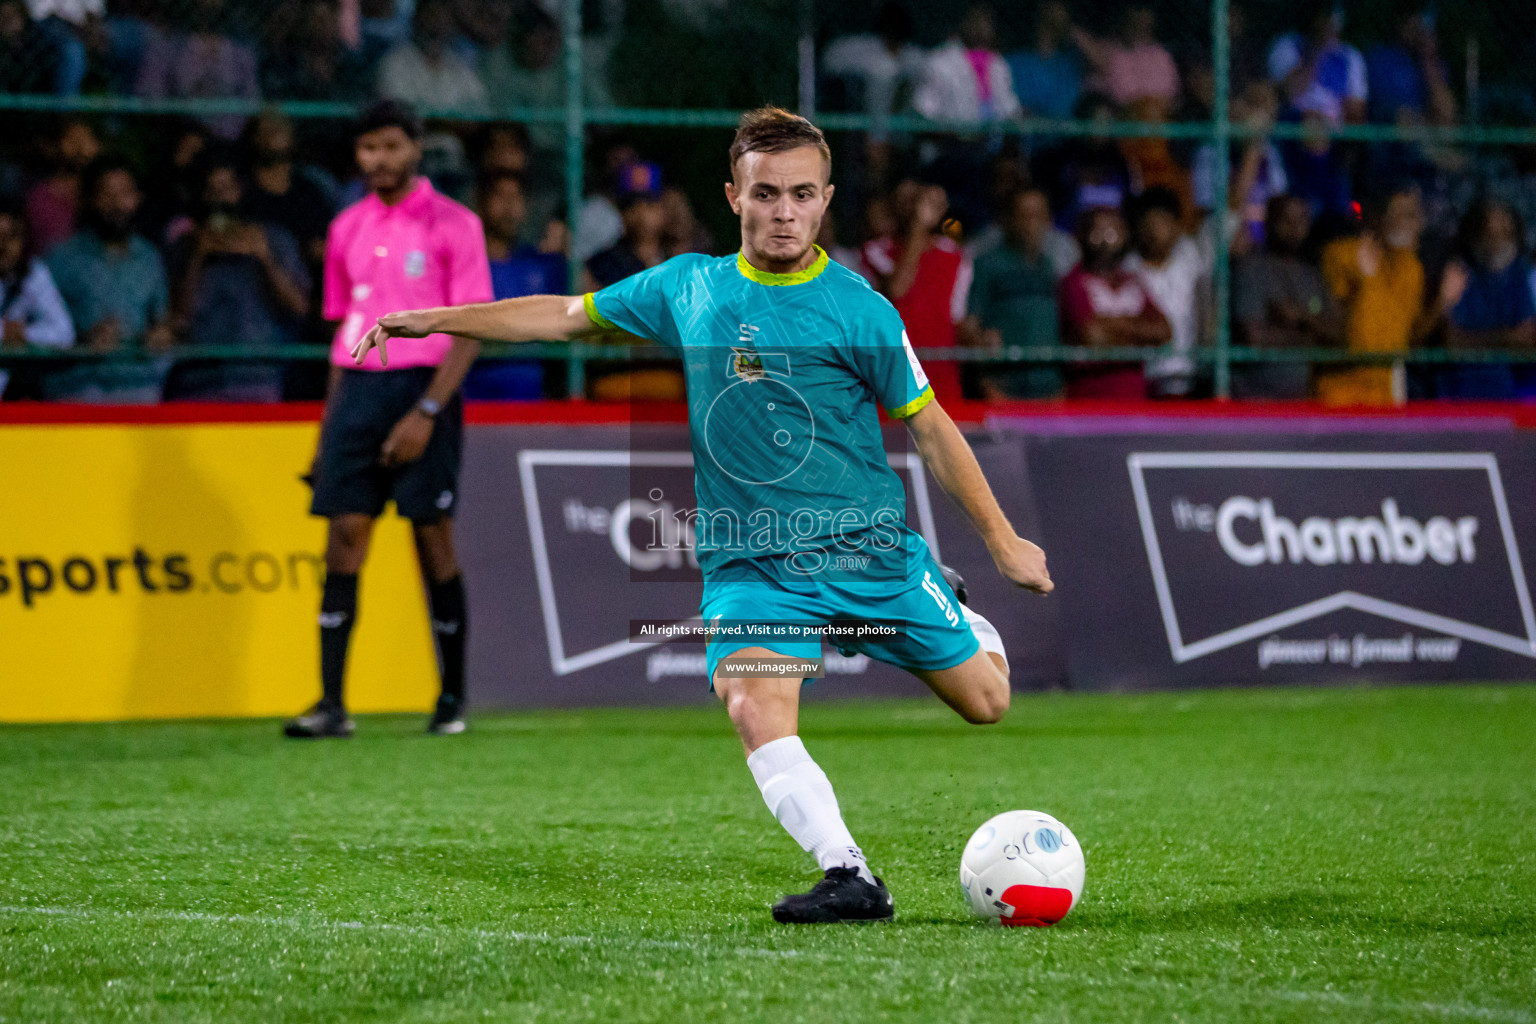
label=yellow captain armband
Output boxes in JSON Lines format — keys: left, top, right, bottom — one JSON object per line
{"left": 582, "top": 292, "right": 616, "bottom": 330}
{"left": 887, "top": 385, "right": 935, "bottom": 419}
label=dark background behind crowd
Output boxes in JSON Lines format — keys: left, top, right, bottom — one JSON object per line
{"left": 1, "top": 0, "right": 1535, "bottom": 405}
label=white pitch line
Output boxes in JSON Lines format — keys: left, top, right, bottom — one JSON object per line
{"left": 5, "top": 906, "right": 1523, "bottom": 1011}
{"left": 0, "top": 905, "right": 804, "bottom": 959}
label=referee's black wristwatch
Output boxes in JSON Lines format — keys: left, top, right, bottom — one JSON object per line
{"left": 414, "top": 397, "right": 443, "bottom": 419}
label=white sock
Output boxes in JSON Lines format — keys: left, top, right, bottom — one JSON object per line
{"left": 746, "top": 735, "right": 874, "bottom": 882}
{"left": 962, "top": 604, "right": 1008, "bottom": 668}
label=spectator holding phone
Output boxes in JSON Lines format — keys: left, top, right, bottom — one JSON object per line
{"left": 166, "top": 150, "right": 310, "bottom": 401}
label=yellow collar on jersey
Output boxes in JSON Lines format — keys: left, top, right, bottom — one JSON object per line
{"left": 736, "top": 245, "right": 829, "bottom": 286}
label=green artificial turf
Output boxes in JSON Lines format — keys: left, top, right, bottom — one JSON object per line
{"left": 1, "top": 685, "right": 1533, "bottom": 1023}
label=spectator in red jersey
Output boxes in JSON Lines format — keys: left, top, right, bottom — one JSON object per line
{"left": 860, "top": 180, "right": 973, "bottom": 402}
{"left": 1057, "top": 206, "right": 1171, "bottom": 398}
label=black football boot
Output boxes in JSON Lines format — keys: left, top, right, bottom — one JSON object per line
{"left": 940, "top": 564, "right": 969, "bottom": 606}
{"left": 771, "top": 867, "right": 895, "bottom": 924}
{"left": 282, "top": 701, "right": 354, "bottom": 739}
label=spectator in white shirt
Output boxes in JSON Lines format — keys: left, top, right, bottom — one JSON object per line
{"left": 912, "top": 4, "right": 1021, "bottom": 125}
{"left": 1124, "top": 187, "right": 1210, "bottom": 397}
{"left": 376, "top": 0, "right": 487, "bottom": 115}
{"left": 821, "top": 2, "right": 926, "bottom": 147}
{"left": 0, "top": 202, "right": 75, "bottom": 399}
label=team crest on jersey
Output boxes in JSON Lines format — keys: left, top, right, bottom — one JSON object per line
{"left": 730, "top": 346, "right": 766, "bottom": 382}
{"left": 724, "top": 347, "right": 792, "bottom": 381}
{"left": 404, "top": 250, "right": 427, "bottom": 278}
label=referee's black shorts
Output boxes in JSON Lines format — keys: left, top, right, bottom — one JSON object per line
{"left": 309, "top": 367, "right": 463, "bottom": 523}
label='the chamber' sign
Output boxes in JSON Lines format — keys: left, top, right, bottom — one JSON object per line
{"left": 1127, "top": 452, "right": 1536, "bottom": 665}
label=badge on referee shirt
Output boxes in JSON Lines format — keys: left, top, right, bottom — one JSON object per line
{"left": 404, "top": 250, "right": 427, "bottom": 278}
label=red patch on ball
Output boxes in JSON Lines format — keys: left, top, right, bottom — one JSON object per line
{"left": 998, "top": 884, "right": 1073, "bottom": 927}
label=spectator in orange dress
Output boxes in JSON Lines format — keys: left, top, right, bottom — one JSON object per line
{"left": 1317, "top": 186, "right": 1453, "bottom": 406}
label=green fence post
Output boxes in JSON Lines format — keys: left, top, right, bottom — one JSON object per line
{"left": 563, "top": 0, "right": 586, "bottom": 399}
{"left": 1211, "top": 0, "right": 1232, "bottom": 400}
{"left": 798, "top": 0, "right": 815, "bottom": 119}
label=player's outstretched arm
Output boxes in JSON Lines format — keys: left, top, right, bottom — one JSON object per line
{"left": 903, "top": 401, "right": 1054, "bottom": 595}
{"left": 350, "top": 294, "right": 600, "bottom": 366}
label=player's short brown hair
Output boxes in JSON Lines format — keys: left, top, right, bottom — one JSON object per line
{"left": 729, "top": 106, "right": 831, "bottom": 180}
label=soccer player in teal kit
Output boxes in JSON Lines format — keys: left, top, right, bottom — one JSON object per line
{"left": 351, "top": 107, "right": 1054, "bottom": 923}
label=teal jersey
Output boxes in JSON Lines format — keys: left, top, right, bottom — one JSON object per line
{"left": 585, "top": 245, "right": 936, "bottom": 585}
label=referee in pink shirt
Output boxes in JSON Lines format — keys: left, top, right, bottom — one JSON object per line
{"left": 286, "top": 101, "right": 493, "bottom": 739}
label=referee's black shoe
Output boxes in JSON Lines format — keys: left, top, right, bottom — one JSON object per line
{"left": 940, "top": 564, "right": 969, "bottom": 606}
{"left": 282, "top": 701, "right": 354, "bottom": 739}
{"left": 772, "top": 867, "right": 895, "bottom": 924}
{"left": 427, "top": 694, "right": 467, "bottom": 735}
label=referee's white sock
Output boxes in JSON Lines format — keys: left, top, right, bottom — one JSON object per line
{"left": 962, "top": 604, "right": 1008, "bottom": 668}
{"left": 747, "top": 735, "right": 874, "bottom": 883}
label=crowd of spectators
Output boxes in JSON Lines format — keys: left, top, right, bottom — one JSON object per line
{"left": 0, "top": 102, "right": 721, "bottom": 402}
{"left": 0, "top": 0, "right": 606, "bottom": 114}
{"left": 822, "top": 0, "right": 1536, "bottom": 403}
{"left": 0, "top": 0, "right": 1533, "bottom": 405}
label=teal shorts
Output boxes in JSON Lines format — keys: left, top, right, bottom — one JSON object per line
{"left": 702, "top": 552, "right": 980, "bottom": 688}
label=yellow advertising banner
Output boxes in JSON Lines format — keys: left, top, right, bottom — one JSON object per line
{"left": 0, "top": 422, "right": 438, "bottom": 722}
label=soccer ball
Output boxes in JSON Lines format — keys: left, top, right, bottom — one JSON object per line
{"left": 959, "top": 810, "right": 1085, "bottom": 927}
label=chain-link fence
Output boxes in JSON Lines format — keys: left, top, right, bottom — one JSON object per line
{"left": 1, "top": 0, "right": 1534, "bottom": 402}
